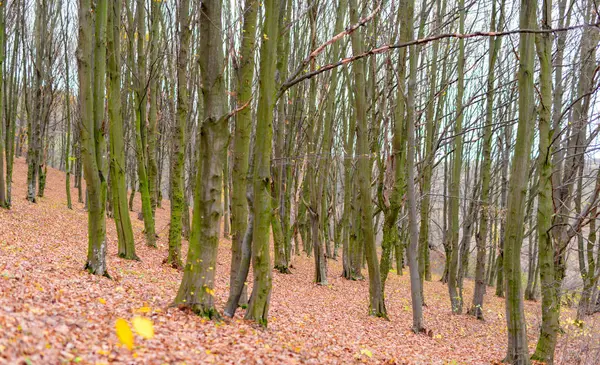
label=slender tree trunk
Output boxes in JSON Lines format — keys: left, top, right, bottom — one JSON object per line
{"left": 469, "top": 0, "right": 503, "bottom": 320}
{"left": 227, "top": 0, "right": 257, "bottom": 308}
{"left": 342, "top": 80, "right": 358, "bottom": 280}
{"left": 4, "top": 0, "right": 20, "bottom": 207}
{"left": 496, "top": 117, "right": 512, "bottom": 297}
{"left": 0, "top": 0, "right": 5, "bottom": 208}
{"left": 166, "top": 0, "right": 191, "bottom": 269}
{"left": 134, "top": 0, "right": 156, "bottom": 247}
{"left": 245, "top": 0, "right": 280, "bottom": 326}
{"left": 62, "top": 13, "right": 72, "bottom": 210}
{"left": 305, "top": 0, "right": 327, "bottom": 285}
{"left": 405, "top": 0, "right": 424, "bottom": 330}
{"left": 78, "top": 0, "right": 109, "bottom": 277}
{"left": 381, "top": 0, "right": 407, "bottom": 291}
{"left": 349, "top": 0, "right": 386, "bottom": 318}
{"left": 418, "top": 0, "right": 446, "bottom": 285}
{"left": 272, "top": 0, "right": 292, "bottom": 273}
{"left": 108, "top": 0, "right": 137, "bottom": 260}
{"left": 448, "top": 0, "right": 465, "bottom": 315}
{"left": 146, "top": 0, "right": 160, "bottom": 217}
{"left": 504, "top": 0, "right": 536, "bottom": 362}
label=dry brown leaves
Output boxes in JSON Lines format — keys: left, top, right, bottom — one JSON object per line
{"left": 1, "top": 158, "right": 599, "bottom": 364}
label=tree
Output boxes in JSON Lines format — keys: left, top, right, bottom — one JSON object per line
{"left": 348, "top": 0, "right": 386, "bottom": 318}
{"left": 77, "top": 0, "right": 109, "bottom": 276}
{"left": 305, "top": 0, "right": 327, "bottom": 285}
{"left": 417, "top": 0, "right": 445, "bottom": 286}
{"left": 0, "top": 0, "right": 6, "bottom": 208}
{"left": 226, "top": 0, "right": 258, "bottom": 311}
{"left": 448, "top": 0, "right": 466, "bottom": 315}
{"left": 533, "top": 0, "right": 600, "bottom": 361}
{"left": 173, "top": 0, "right": 229, "bottom": 319}
{"left": 61, "top": 10, "right": 73, "bottom": 210}
{"left": 133, "top": 0, "right": 156, "bottom": 248}
{"left": 146, "top": 0, "right": 161, "bottom": 216}
{"left": 245, "top": 0, "right": 280, "bottom": 326}
{"left": 469, "top": 0, "right": 504, "bottom": 320}
{"left": 381, "top": 0, "right": 408, "bottom": 290}
{"left": 503, "top": 0, "right": 536, "bottom": 362}
{"left": 108, "top": 0, "right": 137, "bottom": 260}
{"left": 404, "top": 0, "right": 424, "bottom": 332}
{"left": 166, "top": 0, "right": 192, "bottom": 269}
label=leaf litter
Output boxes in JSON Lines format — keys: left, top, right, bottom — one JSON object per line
{"left": 1, "top": 158, "right": 599, "bottom": 364}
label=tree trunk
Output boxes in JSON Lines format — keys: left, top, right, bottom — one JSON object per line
{"left": 166, "top": 0, "right": 191, "bottom": 269}
{"left": 245, "top": 0, "right": 280, "bottom": 326}
{"left": 134, "top": 0, "right": 156, "bottom": 247}
{"left": 349, "top": 0, "right": 386, "bottom": 318}
{"left": 504, "top": 0, "right": 536, "bottom": 362}
{"left": 305, "top": 0, "right": 327, "bottom": 285}
{"left": 146, "top": 0, "right": 160, "bottom": 217}
{"left": 381, "top": 0, "right": 407, "bottom": 291}
{"left": 174, "top": 0, "right": 229, "bottom": 319}
{"left": 227, "top": 0, "right": 257, "bottom": 308}
{"left": 62, "top": 13, "right": 72, "bottom": 210}
{"left": 0, "top": 0, "right": 5, "bottom": 208}
{"left": 469, "top": 0, "right": 503, "bottom": 320}
{"left": 404, "top": 0, "right": 424, "bottom": 330}
{"left": 448, "top": 0, "right": 466, "bottom": 315}
{"left": 108, "top": 0, "right": 137, "bottom": 261}
{"left": 78, "top": 0, "right": 109, "bottom": 277}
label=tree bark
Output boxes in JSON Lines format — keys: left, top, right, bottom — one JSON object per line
{"left": 448, "top": 0, "right": 466, "bottom": 315}
{"left": 349, "top": 0, "right": 386, "bottom": 318}
{"left": 245, "top": 0, "right": 280, "bottom": 326}
{"left": 503, "top": 0, "right": 536, "bottom": 362}
{"left": 166, "top": 0, "right": 191, "bottom": 269}
{"left": 78, "top": 0, "right": 109, "bottom": 277}
{"left": 227, "top": 0, "right": 257, "bottom": 308}
{"left": 108, "top": 0, "right": 137, "bottom": 261}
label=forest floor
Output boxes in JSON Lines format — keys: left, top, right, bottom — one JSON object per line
{"left": 0, "top": 157, "right": 599, "bottom": 365}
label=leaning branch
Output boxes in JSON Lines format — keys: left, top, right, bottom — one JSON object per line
{"left": 283, "top": 3, "right": 381, "bottom": 93}
{"left": 224, "top": 97, "right": 253, "bottom": 123}
{"left": 279, "top": 22, "right": 600, "bottom": 96}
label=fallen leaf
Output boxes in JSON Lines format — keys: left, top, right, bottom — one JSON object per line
{"left": 132, "top": 316, "right": 154, "bottom": 339}
{"left": 115, "top": 318, "right": 134, "bottom": 350}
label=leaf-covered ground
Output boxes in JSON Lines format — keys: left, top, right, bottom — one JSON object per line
{"left": 1, "top": 158, "right": 599, "bottom": 364}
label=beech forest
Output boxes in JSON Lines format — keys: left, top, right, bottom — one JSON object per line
{"left": 1, "top": 0, "right": 600, "bottom": 364}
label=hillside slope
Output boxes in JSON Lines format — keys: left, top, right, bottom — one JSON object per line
{"left": 0, "top": 158, "right": 598, "bottom": 364}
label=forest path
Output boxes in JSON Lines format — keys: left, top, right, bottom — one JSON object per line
{"left": 0, "top": 158, "right": 598, "bottom": 364}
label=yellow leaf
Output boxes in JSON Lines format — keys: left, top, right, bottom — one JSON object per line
{"left": 360, "top": 349, "right": 373, "bottom": 358}
{"left": 136, "top": 306, "right": 151, "bottom": 313}
{"left": 204, "top": 286, "right": 215, "bottom": 296}
{"left": 132, "top": 316, "right": 154, "bottom": 339}
{"left": 115, "top": 318, "right": 134, "bottom": 350}
{"left": 98, "top": 298, "right": 106, "bottom": 304}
